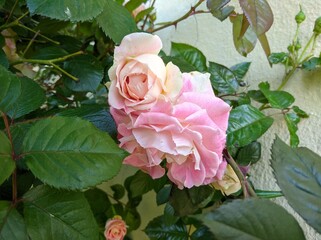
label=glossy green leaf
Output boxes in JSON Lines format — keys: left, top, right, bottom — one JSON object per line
{"left": 268, "top": 52, "right": 288, "bottom": 64}
{"left": 27, "top": 0, "right": 106, "bottom": 21}
{"left": 10, "top": 123, "right": 33, "bottom": 156}
{"left": 162, "top": 56, "right": 196, "bottom": 73}
{"left": 230, "top": 62, "right": 251, "bottom": 81}
{"left": 97, "top": 0, "right": 138, "bottom": 43}
{"left": 171, "top": 42, "right": 207, "bottom": 72}
{"left": 144, "top": 216, "right": 188, "bottom": 240}
{"left": 22, "top": 116, "right": 126, "bottom": 190}
{"left": 259, "top": 82, "right": 295, "bottom": 109}
{"left": 206, "top": 0, "right": 230, "bottom": 12}
{"left": 239, "top": 0, "right": 273, "bottom": 36}
{"left": 271, "top": 137, "right": 321, "bottom": 233}
{"left": 236, "top": 141, "right": 261, "bottom": 165}
{"left": 7, "top": 77, "right": 46, "bottom": 119}
{"left": 24, "top": 185, "right": 99, "bottom": 240}
{"left": 231, "top": 14, "right": 257, "bottom": 57}
{"left": 209, "top": 62, "right": 239, "bottom": 94}
{"left": 63, "top": 55, "right": 104, "bottom": 92}
{"left": 284, "top": 112, "right": 300, "bottom": 147}
{"left": 201, "top": 198, "right": 305, "bottom": 240}
{"left": 57, "top": 105, "right": 117, "bottom": 137}
{"left": 0, "top": 131, "right": 15, "bottom": 186}
{"left": 247, "top": 90, "right": 268, "bottom": 103}
{"left": 302, "top": 57, "right": 321, "bottom": 70}
{"left": 0, "top": 65, "right": 21, "bottom": 112}
{"left": 227, "top": 104, "right": 273, "bottom": 149}
{"left": 0, "top": 201, "right": 28, "bottom": 240}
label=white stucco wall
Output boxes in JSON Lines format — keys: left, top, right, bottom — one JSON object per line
{"left": 154, "top": 0, "right": 321, "bottom": 239}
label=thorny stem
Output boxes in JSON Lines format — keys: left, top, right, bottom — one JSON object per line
{"left": 1, "top": 112, "right": 18, "bottom": 204}
{"left": 150, "top": 0, "right": 207, "bottom": 33}
{"left": 224, "top": 150, "right": 257, "bottom": 198}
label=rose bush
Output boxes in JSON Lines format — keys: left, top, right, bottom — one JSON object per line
{"left": 108, "top": 32, "right": 182, "bottom": 112}
{"left": 104, "top": 216, "right": 127, "bottom": 240}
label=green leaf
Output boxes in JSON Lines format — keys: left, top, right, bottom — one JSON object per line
{"left": 268, "top": 52, "right": 288, "bottom": 64}
{"left": 0, "top": 65, "right": 21, "bottom": 113}
{"left": 208, "top": 62, "right": 239, "bottom": 94}
{"left": 169, "top": 186, "right": 214, "bottom": 216}
{"left": 156, "top": 185, "right": 172, "bottom": 205}
{"left": 124, "top": 207, "right": 141, "bottom": 231}
{"left": 24, "top": 185, "right": 99, "bottom": 240}
{"left": 201, "top": 198, "right": 305, "bottom": 240}
{"left": 63, "top": 55, "right": 104, "bottom": 92}
{"left": 292, "top": 106, "right": 309, "bottom": 118}
{"left": 0, "top": 201, "right": 28, "bottom": 240}
{"left": 135, "top": 6, "right": 154, "bottom": 22}
{"left": 22, "top": 116, "right": 126, "bottom": 190}
{"left": 302, "top": 57, "right": 321, "bottom": 70}
{"left": 236, "top": 141, "right": 261, "bottom": 165}
{"left": 84, "top": 188, "right": 111, "bottom": 227}
{"left": 284, "top": 112, "right": 300, "bottom": 147}
{"left": 26, "top": 0, "right": 106, "bottom": 21}
{"left": 170, "top": 42, "right": 207, "bottom": 72}
{"left": 259, "top": 82, "right": 295, "bottom": 109}
{"left": 162, "top": 56, "right": 196, "bottom": 73}
{"left": 97, "top": 0, "right": 138, "bottom": 43}
{"left": 144, "top": 216, "right": 188, "bottom": 240}
{"left": 0, "top": 49, "right": 9, "bottom": 69}
{"left": 111, "top": 184, "right": 125, "bottom": 200}
{"left": 0, "top": 131, "right": 15, "bottom": 186}
{"left": 230, "top": 62, "right": 251, "bottom": 81}
{"left": 208, "top": 0, "right": 234, "bottom": 22}
{"left": 231, "top": 14, "right": 257, "bottom": 57}
{"left": 247, "top": 90, "right": 268, "bottom": 103}
{"left": 129, "top": 171, "right": 154, "bottom": 198}
{"left": 124, "top": 0, "right": 146, "bottom": 12}
{"left": 7, "top": 77, "right": 45, "bottom": 119}
{"left": 31, "top": 46, "right": 69, "bottom": 60}
{"left": 271, "top": 136, "right": 321, "bottom": 234}
{"left": 227, "top": 104, "right": 273, "bottom": 149}
{"left": 239, "top": 0, "right": 273, "bottom": 36}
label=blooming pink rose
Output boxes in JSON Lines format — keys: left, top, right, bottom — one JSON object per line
{"left": 104, "top": 216, "right": 127, "bottom": 240}
{"left": 108, "top": 32, "right": 182, "bottom": 112}
{"left": 112, "top": 72, "right": 231, "bottom": 189}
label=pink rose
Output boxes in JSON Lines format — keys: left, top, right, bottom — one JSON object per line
{"left": 104, "top": 216, "right": 127, "bottom": 240}
{"left": 108, "top": 32, "right": 182, "bottom": 112}
{"left": 112, "top": 72, "right": 231, "bottom": 188}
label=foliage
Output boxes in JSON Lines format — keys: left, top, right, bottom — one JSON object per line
{"left": 0, "top": 0, "right": 320, "bottom": 239}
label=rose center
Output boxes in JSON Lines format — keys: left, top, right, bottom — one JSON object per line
{"left": 124, "top": 73, "right": 148, "bottom": 100}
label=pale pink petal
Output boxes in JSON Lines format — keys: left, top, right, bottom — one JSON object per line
{"left": 114, "top": 32, "right": 162, "bottom": 62}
